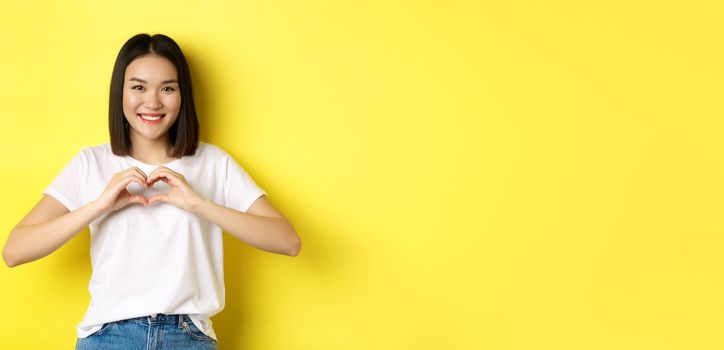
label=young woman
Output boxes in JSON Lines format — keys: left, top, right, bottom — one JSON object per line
{"left": 2, "top": 33, "right": 301, "bottom": 349}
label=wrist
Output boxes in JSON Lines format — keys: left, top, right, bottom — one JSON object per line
{"left": 190, "top": 197, "right": 212, "bottom": 215}
{"left": 87, "top": 200, "right": 111, "bottom": 216}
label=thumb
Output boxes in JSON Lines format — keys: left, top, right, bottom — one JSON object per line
{"left": 128, "top": 195, "right": 149, "bottom": 207}
{"left": 148, "top": 194, "right": 169, "bottom": 206}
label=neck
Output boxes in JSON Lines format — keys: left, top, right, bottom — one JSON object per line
{"left": 129, "top": 131, "right": 176, "bottom": 165}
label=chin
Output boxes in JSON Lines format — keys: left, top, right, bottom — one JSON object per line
{"left": 131, "top": 127, "right": 171, "bottom": 141}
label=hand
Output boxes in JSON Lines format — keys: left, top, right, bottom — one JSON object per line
{"left": 94, "top": 167, "right": 150, "bottom": 214}
{"left": 146, "top": 166, "right": 204, "bottom": 212}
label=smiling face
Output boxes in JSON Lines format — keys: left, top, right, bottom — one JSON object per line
{"left": 122, "top": 54, "right": 181, "bottom": 144}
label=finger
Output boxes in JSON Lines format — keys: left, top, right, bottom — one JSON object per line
{"left": 147, "top": 168, "right": 171, "bottom": 180}
{"left": 147, "top": 166, "right": 171, "bottom": 180}
{"left": 146, "top": 173, "right": 165, "bottom": 186}
{"left": 147, "top": 171, "right": 179, "bottom": 186}
{"left": 120, "top": 173, "right": 148, "bottom": 189}
{"left": 146, "top": 174, "right": 167, "bottom": 187}
{"left": 115, "top": 189, "right": 145, "bottom": 210}
{"left": 121, "top": 167, "right": 148, "bottom": 182}
{"left": 127, "top": 194, "right": 149, "bottom": 207}
{"left": 128, "top": 167, "right": 148, "bottom": 182}
{"left": 149, "top": 177, "right": 172, "bottom": 188}
{"left": 148, "top": 194, "right": 169, "bottom": 205}
{"left": 110, "top": 175, "right": 144, "bottom": 196}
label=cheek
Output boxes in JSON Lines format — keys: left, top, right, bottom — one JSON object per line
{"left": 123, "top": 93, "right": 141, "bottom": 111}
{"left": 165, "top": 95, "right": 181, "bottom": 112}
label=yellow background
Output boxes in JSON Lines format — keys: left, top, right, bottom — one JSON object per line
{"left": 1, "top": 0, "right": 722, "bottom": 349}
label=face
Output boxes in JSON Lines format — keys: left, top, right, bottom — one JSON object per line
{"left": 122, "top": 54, "right": 181, "bottom": 143}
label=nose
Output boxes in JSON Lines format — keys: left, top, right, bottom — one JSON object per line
{"left": 144, "top": 91, "right": 163, "bottom": 110}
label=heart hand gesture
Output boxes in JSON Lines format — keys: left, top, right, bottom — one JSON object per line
{"left": 95, "top": 167, "right": 151, "bottom": 214}
{"left": 146, "top": 166, "right": 204, "bottom": 212}
{"left": 94, "top": 166, "right": 204, "bottom": 215}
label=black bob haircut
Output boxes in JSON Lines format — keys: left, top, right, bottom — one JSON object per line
{"left": 109, "top": 33, "right": 199, "bottom": 157}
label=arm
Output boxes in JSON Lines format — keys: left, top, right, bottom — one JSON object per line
{"left": 193, "top": 195, "right": 301, "bottom": 256}
{"left": 2, "top": 195, "right": 104, "bottom": 267}
{"left": 3, "top": 167, "right": 150, "bottom": 267}
{"left": 146, "top": 167, "right": 301, "bottom": 257}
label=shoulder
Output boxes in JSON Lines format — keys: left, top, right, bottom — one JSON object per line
{"left": 76, "top": 143, "right": 113, "bottom": 161}
{"left": 60, "top": 144, "right": 107, "bottom": 163}
{"left": 195, "top": 142, "right": 233, "bottom": 160}
{"left": 81, "top": 143, "right": 111, "bottom": 155}
{"left": 193, "top": 142, "right": 252, "bottom": 173}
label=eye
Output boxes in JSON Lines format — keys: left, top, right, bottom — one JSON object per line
{"left": 161, "top": 86, "right": 176, "bottom": 92}
{"left": 131, "top": 85, "right": 144, "bottom": 91}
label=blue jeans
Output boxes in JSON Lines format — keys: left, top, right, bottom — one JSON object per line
{"left": 75, "top": 314, "right": 218, "bottom": 350}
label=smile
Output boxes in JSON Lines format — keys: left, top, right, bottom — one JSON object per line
{"left": 138, "top": 113, "right": 165, "bottom": 124}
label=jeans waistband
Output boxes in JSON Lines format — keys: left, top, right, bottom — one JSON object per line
{"left": 125, "top": 313, "right": 188, "bottom": 327}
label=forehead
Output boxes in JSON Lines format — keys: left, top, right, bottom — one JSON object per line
{"left": 124, "top": 54, "right": 178, "bottom": 81}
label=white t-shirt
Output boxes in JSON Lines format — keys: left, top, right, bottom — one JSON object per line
{"left": 43, "top": 142, "right": 266, "bottom": 341}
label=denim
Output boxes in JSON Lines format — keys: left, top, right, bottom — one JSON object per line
{"left": 75, "top": 314, "right": 217, "bottom": 350}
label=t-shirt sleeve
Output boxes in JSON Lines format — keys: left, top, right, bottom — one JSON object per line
{"left": 224, "top": 154, "right": 267, "bottom": 213}
{"left": 42, "top": 148, "right": 88, "bottom": 212}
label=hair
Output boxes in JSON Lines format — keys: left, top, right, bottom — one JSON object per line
{"left": 109, "top": 33, "right": 199, "bottom": 157}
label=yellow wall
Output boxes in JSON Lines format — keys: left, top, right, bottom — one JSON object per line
{"left": 1, "top": 0, "right": 722, "bottom": 349}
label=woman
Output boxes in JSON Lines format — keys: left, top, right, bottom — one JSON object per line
{"left": 2, "top": 33, "right": 301, "bottom": 349}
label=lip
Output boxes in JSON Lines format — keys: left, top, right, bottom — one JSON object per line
{"left": 137, "top": 113, "right": 165, "bottom": 125}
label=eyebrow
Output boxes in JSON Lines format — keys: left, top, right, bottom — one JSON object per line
{"left": 129, "top": 77, "right": 179, "bottom": 84}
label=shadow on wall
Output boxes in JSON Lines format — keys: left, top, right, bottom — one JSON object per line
{"left": 215, "top": 236, "right": 256, "bottom": 347}
{"left": 216, "top": 209, "right": 350, "bottom": 349}
{"left": 186, "top": 46, "right": 363, "bottom": 347}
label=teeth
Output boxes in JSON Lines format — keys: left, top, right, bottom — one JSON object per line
{"left": 140, "top": 114, "right": 162, "bottom": 121}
